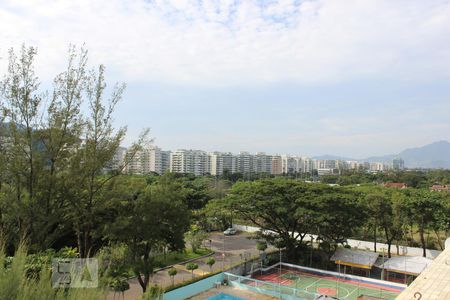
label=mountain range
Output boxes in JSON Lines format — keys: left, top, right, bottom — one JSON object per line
{"left": 313, "top": 140, "right": 450, "bottom": 169}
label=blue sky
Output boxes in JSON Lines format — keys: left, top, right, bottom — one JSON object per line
{"left": 1, "top": 0, "right": 450, "bottom": 158}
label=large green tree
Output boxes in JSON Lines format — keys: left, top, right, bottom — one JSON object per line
{"left": 225, "top": 178, "right": 363, "bottom": 260}
{"left": 105, "top": 175, "right": 190, "bottom": 292}
{"left": 404, "top": 189, "right": 447, "bottom": 257}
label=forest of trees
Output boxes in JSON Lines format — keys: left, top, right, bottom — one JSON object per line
{"left": 0, "top": 46, "right": 449, "bottom": 298}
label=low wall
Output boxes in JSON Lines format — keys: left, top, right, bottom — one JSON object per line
{"left": 232, "top": 224, "right": 442, "bottom": 258}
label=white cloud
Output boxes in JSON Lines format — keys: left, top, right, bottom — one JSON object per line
{"left": 1, "top": 0, "right": 450, "bottom": 86}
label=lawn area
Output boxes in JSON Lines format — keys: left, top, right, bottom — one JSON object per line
{"left": 154, "top": 248, "right": 213, "bottom": 268}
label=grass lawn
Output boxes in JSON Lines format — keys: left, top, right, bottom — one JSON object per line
{"left": 154, "top": 248, "right": 213, "bottom": 268}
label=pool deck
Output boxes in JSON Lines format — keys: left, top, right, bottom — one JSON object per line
{"left": 186, "top": 286, "right": 277, "bottom": 300}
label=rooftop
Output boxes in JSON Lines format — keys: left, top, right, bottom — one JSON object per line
{"left": 396, "top": 239, "right": 450, "bottom": 300}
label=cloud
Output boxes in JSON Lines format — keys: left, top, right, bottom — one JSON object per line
{"left": 1, "top": 0, "right": 450, "bottom": 86}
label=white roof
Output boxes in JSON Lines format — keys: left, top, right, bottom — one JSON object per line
{"left": 330, "top": 248, "right": 379, "bottom": 267}
{"left": 375, "top": 256, "right": 433, "bottom": 275}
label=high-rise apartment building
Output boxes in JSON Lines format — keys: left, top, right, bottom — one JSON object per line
{"left": 141, "top": 146, "right": 171, "bottom": 174}
{"left": 237, "top": 151, "right": 254, "bottom": 173}
{"left": 254, "top": 152, "right": 272, "bottom": 174}
{"left": 271, "top": 155, "right": 283, "bottom": 175}
{"left": 209, "top": 152, "right": 238, "bottom": 176}
{"left": 124, "top": 146, "right": 171, "bottom": 175}
{"left": 118, "top": 146, "right": 395, "bottom": 176}
{"left": 301, "top": 157, "right": 315, "bottom": 173}
{"left": 280, "top": 155, "right": 299, "bottom": 174}
{"left": 110, "top": 146, "right": 127, "bottom": 171}
{"left": 170, "top": 149, "right": 210, "bottom": 176}
{"left": 393, "top": 157, "right": 405, "bottom": 170}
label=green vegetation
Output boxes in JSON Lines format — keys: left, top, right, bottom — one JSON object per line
{"left": 153, "top": 248, "right": 212, "bottom": 268}
{"left": 0, "top": 246, "right": 106, "bottom": 300}
{"left": 168, "top": 268, "right": 177, "bottom": 286}
{"left": 224, "top": 179, "right": 364, "bottom": 260}
{"left": 185, "top": 262, "right": 199, "bottom": 279}
{"left": 209, "top": 177, "right": 448, "bottom": 265}
{"left": 205, "top": 257, "right": 216, "bottom": 272}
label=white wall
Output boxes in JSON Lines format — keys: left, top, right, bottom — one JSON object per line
{"left": 232, "top": 224, "right": 442, "bottom": 259}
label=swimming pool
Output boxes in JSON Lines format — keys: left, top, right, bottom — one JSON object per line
{"left": 206, "top": 293, "right": 247, "bottom": 300}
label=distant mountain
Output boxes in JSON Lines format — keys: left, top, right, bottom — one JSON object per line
{"left": 396, "top": 140, "right": 450, "bottom": 169}
{"left": 315, "top": 141, "right": 450, "bottom": 169}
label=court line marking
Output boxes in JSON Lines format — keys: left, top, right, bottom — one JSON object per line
{"left": 304, "top": 277, "right": 322, "bottom": 290}
{"left": 344, "top": 286, "right": 359, "bottom": 299}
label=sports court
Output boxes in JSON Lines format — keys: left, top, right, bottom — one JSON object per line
{"left": 225, "top": 263, "right": 405, "bottom": 300}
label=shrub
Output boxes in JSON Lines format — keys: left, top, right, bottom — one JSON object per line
{"left": 205, "top": 257, "right": 215, "bottom": 272}
{"left": 185, "top": 262, "right": 198, "bottom": 279}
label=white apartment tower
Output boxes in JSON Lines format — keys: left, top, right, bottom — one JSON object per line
{"left": 237, "top": 151, "right": 254, "bottom": 173}
{"left": 141, "top": 146, "right": 171, "bottom": 175}
{"left": 281, "top": 155, "right": 299, "bottom": 174}
{"left": 209, "top": 152, "right": 238, "bottom": 176}
{"left": 170, "top": 150, "right": 210, "bottom": 176}
{"left": 255, "top": 152, "right": 272, "bottom": 174}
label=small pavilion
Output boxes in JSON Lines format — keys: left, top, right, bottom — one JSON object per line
{"left": 330, "top": 248, "right": 379, "bottom": 276}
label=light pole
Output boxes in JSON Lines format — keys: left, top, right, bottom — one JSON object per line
{"left": 279, "top": 247, "right": 282, "bottom": 299}
{"left": 309, "top": 234, "right": 314, "bottom": 267}
{"left": 222, "top": 235, "right": 225, "bottom": 271}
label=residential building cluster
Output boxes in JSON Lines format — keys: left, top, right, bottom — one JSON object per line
{"left": 112, "top": 146, "right": 403, "bottom": 176}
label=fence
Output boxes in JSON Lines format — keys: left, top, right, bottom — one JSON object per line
{"left": 232, "top": 224, "right": 442, "bottom": 258}
{"left": 224, "top": 272, "right": 318, "bottom": 300}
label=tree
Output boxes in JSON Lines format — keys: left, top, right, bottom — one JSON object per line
{"left": 404, "top": 190, "right": 447, "bottom": 257}
{"left": 167, "top": 268, "right": 177, "bottom": 286}
{"left": 0, "top": 46, "right": 89, "bottom": 252}
{"left": 205, "top": 257, "right": 215, "bottom": 273}
{"left": 364, "top": 193, "right": 390, "bottom": 253}
{"left": 314, "top": 192, "right": 364, "bottom": 254}
{"left": 0, "top": 45, "right": 148, "bottom": 255}
{"left": 184, "top": 225, "right": 208, "bottom": 253}
{"left": 225, "top": 178, "right": 361, "bottom": 261}
{"left": 185, "top": 262, "right": 198, "bottom": 279}
{"left": 256, "top": 241, "right": 268, "bottom": 253}
{"left": 106, "top": 175, "right": 190, "bottom": 292}
{"left": 202, "top": 198, "right": 234, "bottom": 231}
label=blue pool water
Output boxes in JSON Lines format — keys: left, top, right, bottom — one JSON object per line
{"left": 206, "top": 293, "right": 247, "bottom": 300}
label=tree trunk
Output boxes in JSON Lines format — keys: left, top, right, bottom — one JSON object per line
{"left": 384, "top": 228, "right": 392, "bottom": 258}
{"left": 373, "top": 226, "right": 377, "bottom": 252}
{"left": 136, "top": 274, "right": 147, "bottom": 293}
{"left": 387, "top": 242, "right": 392, "bottom": 258}
{"left": 434, "top": 230, "right": 444, "bottom": 250}
{"left": 419, "top": 226, "right": 426, "bottom": 257}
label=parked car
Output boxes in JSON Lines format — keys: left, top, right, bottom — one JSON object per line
{"left": 223, "top": 228, "right": 237, "bottom": 235}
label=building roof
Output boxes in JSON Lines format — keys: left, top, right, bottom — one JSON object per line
{"left": 330, "top": 248, "right": 379, "bottom": 269}
{"left": 375, "top": 256, "right": 433, "bottom": 276}
{"left": 383, "top": 182, "right": 407, "bottom": 189}
{"left": 430, "top": 184, "right": 450, "bottom": 191}
{"left": 396, "top": 239, "right": 450, "bottom": 300}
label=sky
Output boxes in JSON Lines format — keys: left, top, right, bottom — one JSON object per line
{"left": 1, "top": 0, "right": 450, "bottom": 158}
